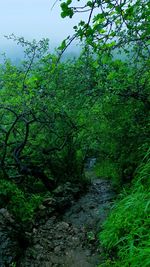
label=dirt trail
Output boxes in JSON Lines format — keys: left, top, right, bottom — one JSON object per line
{"left": 19, "top": 178, "right": 115, "bottom": 267}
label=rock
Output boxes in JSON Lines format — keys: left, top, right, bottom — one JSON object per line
{"left": 33, "top": 228, "right": 37, "bottom": 234}
{"left": 58, "top": 221, "right": 69, "bottom": 229}
{"left": 0, "top": 208, "right": 15, "bottom": 223}
{"left": 34, "top": 244, "right": 43, "bottom": 250}
{"left": 42, "top": 197, "right": 54, "bottom": 206}
{"left": 85, "top": 250, "right": 91, "bottom": 256}
{"left": 54, "top": 246, "right": 62, "bottom": 253}
{"left": 0, "top": 209, "right": 21, "bottom": 266}
{"left": 39, "top": 204, "right": 46, "bottom": 210}
{"left": 19, "top": 179, "right": 115, "bottom": 267}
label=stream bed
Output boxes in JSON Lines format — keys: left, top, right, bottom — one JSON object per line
{"left": 19, "top": 178, "right": 115, "bottom": 267}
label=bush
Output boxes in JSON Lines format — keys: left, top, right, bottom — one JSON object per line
{"left": 94, "top": 160, "right": 121, "bottom": 186}
{"left": 99, "top": 153, "right": 150, "bottom": 266}
{"left": 0, "top": 179, "right": 42, "bottom": 222}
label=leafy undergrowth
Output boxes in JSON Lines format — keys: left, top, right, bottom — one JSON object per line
{"left": 99, "top": 151, "right": 150, "bottom": 267}
{"left": 94, "top": 160, "right": 121, "bottom": 187}
{"left": 0, "top": 179, "right": 43, "bottom": 223}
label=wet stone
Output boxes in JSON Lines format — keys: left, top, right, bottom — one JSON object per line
{"left": 18, "top": 179, "right": 115, "bottom": 267}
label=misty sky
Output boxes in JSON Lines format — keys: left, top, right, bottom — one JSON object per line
{"left": 0, "top": 0, "right": 88, "bottom": 56}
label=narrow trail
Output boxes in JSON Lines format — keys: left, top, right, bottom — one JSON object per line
{"left": 20, "top": 178, "right": 115, "bottom": 267}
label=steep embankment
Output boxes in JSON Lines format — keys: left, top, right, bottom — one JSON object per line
{"left": 19, "top": 179, "right": 115, "bottom": 267}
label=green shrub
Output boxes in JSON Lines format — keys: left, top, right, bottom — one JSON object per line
{"left": 0, "top": 179, "right": 42, "bottom": 222}
{"left": 94, "top": 160, "right": 121, "bottom": 186}
{"left": 99, "top": 154, "right": 150, "bottom": 266}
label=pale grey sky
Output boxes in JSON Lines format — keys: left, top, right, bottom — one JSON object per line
{"left": 0, "top": 0, "right": 88, "bottom": 57}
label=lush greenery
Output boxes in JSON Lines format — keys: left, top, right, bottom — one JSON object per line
{"left": 0, "top": 0, "right": 149, "bottom": 265}
{"left": 0, "top": 179, "right": 42, "bottom": 222}
{"left": 58, "top": 1, "right": 150, "bottom": 265}
{"left": 99, "top": 151, "right": 150, "bottom": 266}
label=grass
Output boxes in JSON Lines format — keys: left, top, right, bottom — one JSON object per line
{"left": 98, "top": 152, "right": 150, "bottom": 266}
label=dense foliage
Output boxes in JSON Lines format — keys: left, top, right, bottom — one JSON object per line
{"left": 99, "top": 150, "right": 150, "bottom": 266}
{"left": 0, "top": 0, "right": 149, "bottom": 265}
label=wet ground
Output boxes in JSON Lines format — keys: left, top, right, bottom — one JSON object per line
{"left": 19, "top": 179, "right": 115, "bottom": 267}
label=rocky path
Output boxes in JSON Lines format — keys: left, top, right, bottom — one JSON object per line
{"left": 19, "top": 179, "right": 115, "bottom": 267}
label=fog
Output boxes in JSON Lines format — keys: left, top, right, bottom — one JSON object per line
{"left": 0, "top": 0, "right": 88, "bottom": 59}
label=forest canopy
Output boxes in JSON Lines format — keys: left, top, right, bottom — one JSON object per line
{"left": 0, "top": 0, "right": 150, "bottom": 266}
